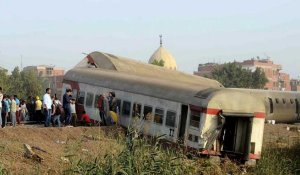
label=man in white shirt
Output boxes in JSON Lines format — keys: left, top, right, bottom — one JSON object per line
{"left": 43, "top": 88, "right": 52, "bottom": 127}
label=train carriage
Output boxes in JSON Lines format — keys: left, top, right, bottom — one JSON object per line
{"left": 63, "top": 51, "right": 266, "bottom": 163}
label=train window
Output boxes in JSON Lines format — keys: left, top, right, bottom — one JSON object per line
{"left": 290, "top": 99, "right": 294, "bottom": 104}
{"left": 78, "top": 91, "right": 86, "bottom": 105}
{"left": 132, "top": 103, "right": 142, "bottom": 118}
{"left": 166, "top": 111, "right": 176, "bottom": 127}
{"left": 282, "top": 98, "right": 286, "bottom": 104}
{"left": 72, "top": 89, "right": 78, "bottom": 99}
{"left": 268, "top": 98, "right": 273, "bottom": 114}
{"left": 275, "top": 98, "right": 279, "bottom": 104}
{"left": 122, "top": 101, "right": 131, "bottom": 116}
{"left": 116, "top": 99, "right": 121, "bottom": 114}
{"left": 154, "top": 108, "right": 164, "bottom": 124}
{"left": 190, "top": 110, "right": 201, "bottom": 128}
{"left": 85, "top": 92, "right": 94, "bottom": 107}
{"left": 188, "top": 134, "right": 199, "bottom": 143}
{"left": 296, "top": 99, "right": 299, "bottom": 114}
{"left": 143, "top": 105, "right": 153, "bottom": 121}
{"left": 94, "top": 95, "right": 100, "bottom": 108}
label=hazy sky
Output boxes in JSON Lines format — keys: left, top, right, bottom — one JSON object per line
{"left": 0, "top": 0, "right": 299, "bottom": 78}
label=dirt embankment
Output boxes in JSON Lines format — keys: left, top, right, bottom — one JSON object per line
{"left": 0, "top": 126, "right": 124, "bottom": 174}
{"left": 0, "top": 124, "right": 299, "bottom": 174}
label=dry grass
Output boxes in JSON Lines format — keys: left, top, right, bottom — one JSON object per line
{"left": 0, "top": 125, "right": 124, "bottom": 174}
{"left": 0, "top": 124, "right": 299, "bottom": 175}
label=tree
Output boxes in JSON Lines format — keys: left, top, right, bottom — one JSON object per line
{"left": 151, "top": 60, "right": 165, "bottom": 67}
{"left": 0, "top": 69, "right": 9, "bottom": 93}
{"left": 21, "top": 70, "right": 43, "bottom": 98}
{"left": 211, "top": 63, "right": 268, "bottom": 89}
{"left": 0, "top": 67, "right": 44, "bottom": 99}
{"left": 8, "top": 67, "right": 23, "bottom": 97}
{"left": 251, "top": 68, "right": 268, "bottom": 89}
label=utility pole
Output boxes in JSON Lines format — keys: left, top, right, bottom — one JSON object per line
{"left": 21, "top": 55, "right": 23, "bottom": 70}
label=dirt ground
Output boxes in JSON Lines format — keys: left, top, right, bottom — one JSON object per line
{"left": 0, "top": 125, "right": 124, "bottom": 174}
{"left": 0, "top": 124, "right": 299, "bottom": 174}
{"left": 263, "top": 123, "right": 300, "bottom": 147}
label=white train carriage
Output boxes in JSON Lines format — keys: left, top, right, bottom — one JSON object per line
{"left": 231, "top": 88, "right": 300, "bottom": 123}
{"left": 63, "top": 51, "right": 266, "bottom": 162}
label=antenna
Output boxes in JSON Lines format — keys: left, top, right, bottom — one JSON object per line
{"left": 21, "top": 54, "right": 23, "bottom": 70}
{"left": 159, "top": 34, "right": 162, "bottom": 47}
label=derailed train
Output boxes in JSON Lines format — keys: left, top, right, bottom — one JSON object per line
{"left": 63, "top": 51, "right": 300, "bottom": 163}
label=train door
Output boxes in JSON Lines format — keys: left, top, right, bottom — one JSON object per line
{"left": 221, "top": 115, "right": 253, "bottom": 160}
{"left": 178, "top": 105, "right": 188, "bottom": 142}
{"left": 76, "top": 90, "right": 86, "bottom": 119}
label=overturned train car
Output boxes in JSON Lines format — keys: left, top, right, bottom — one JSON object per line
{"left": 63, "top": 51, "right": 266, "bottom": 163}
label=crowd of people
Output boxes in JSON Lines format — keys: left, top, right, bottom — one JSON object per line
{"left": 0, "top": 87, "right": 91, "bottom": 128}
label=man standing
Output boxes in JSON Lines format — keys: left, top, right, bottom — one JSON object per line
{"left": 10, "top": 95, "right": 17, "bottom": 127}
{"left": 43, "top": 88, "right": 52, "bottom": 127}
{"left": 0, "top": 87, "right": 3, "bottom": 127}
{"left": 35, "top": 96, "right": 43, "bottom": 124}
{"left": 1, "top": 95, "right": 9, "bottom": 128}
{"left": 14, "top": 95, "right": 20, "bottom": 124}
{"left": 63, "top": 89, "right": 72, "bottom": 126}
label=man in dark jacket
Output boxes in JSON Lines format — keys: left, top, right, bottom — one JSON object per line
{"left": 63, "top": 89, "right": 72, "bottom": 125}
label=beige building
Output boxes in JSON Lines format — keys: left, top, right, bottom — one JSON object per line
{"left": 148, "top": 35, "right": 177, "bottom": 70}
{"left": 23, "top": 65, "right": 64, "bottom": 97}
{"left": 290, "top": 79, "right": 300, "bottom": 91}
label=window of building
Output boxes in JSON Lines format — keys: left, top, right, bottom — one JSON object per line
{"left": 78, "top": 91, "right": 85, "bottom": 105}
{"left": 122, "top": 101, "right": 131, "bottom": 116}
{"left": 290, "top": 99, "right": 294, "bottom": 104}
{"left": 85, "top": 92, "right": 94, "bottom": 107}
{"left": 46, "top": 67, "right": 53, "bottom": 76}
{"left": 143, "top": 105, "right": 153, "bottom": 121}
{"left": 268, "top": 98, "right": 273, "bottom": 114}
{"left": 275, "top": 98, "right": 279, "bottom": 104}
{"left": 190, "top": 110, "right": 201, "bottom": 128}
{"left": 154, "top": 108, "right": 164, "bottom": 124}
{"left": 132, "top": 103, "right": 142, "bottom": 118}
{"left": 166, "top": 111, "right": 176, "bottom": 127}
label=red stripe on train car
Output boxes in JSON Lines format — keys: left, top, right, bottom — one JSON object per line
{"left": 249, "top": 153, "right": 261, "bottom": 159}
{"left": 254, "top": 112, "right": 265, "bottom": 119}
{"left": 202, "top": 108, "right": 220, "bottom": 115}
{"left": 190, "top": 105, "right": 221, "bottom": 115}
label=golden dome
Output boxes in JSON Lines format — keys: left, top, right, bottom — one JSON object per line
{"left": 148, "top": 35, "right": 177, "bottom": 70}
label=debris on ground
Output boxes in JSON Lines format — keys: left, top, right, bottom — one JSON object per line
{"left": 23, "top": 143, "right": 44, "bottom": 163}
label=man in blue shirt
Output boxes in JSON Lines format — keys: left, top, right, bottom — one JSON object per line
{"left": 2, "top": 95, "right": 9, "bottom": 128}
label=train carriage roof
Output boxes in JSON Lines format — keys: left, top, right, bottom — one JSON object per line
{"left": 75, "top": 51, "right": 223, "bottom": 88}
{"left": 64, "top": 68, "right": 222, "bottom": 105}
